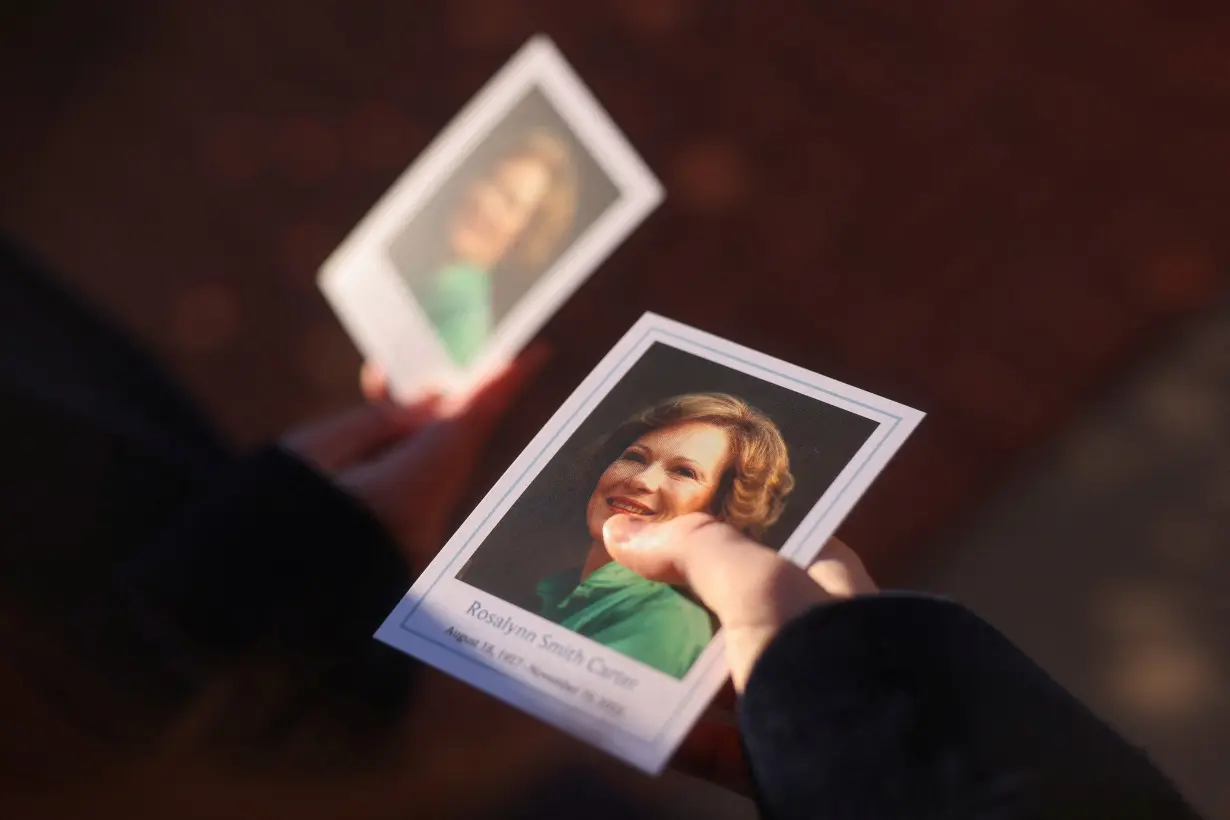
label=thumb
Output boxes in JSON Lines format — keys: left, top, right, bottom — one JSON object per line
{"left": 604, "top": 513, "right": 831, "bottom": 690}
{"left": 601, "top": 514, "right": 690, "bottom": 584}
{"left": 281, "top": 395, "right": 443, "bottom": 474}
{"left": 339, "top": 346, "right": 550, "bottom": 556}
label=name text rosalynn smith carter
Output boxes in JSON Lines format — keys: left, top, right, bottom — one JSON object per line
{"left": 465, "top": 599, "right": 639, "bottom": 690}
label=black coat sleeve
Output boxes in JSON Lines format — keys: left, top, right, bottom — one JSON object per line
{"left": 99, "top": 446, "right": 412, "bottom": 709}
{"left": 737, "top": 594, "right": 1202, "bottom": 820}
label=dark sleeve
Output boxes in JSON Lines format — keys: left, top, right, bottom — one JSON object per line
{"left": 102, "top": 446, "right": 412, "bottom": 707}
{"left": 737, "top": 594, "right": 1202, "bottom": 820}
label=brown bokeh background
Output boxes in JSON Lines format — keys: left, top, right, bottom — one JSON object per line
{"left": 2, "top": 2, "right": 1228, "bottom": 818}
{"left": 6, "top": 0, "right": 1227, "bottom": 584}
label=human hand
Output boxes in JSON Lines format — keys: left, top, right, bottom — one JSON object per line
{"left": 602, "top": 512, "right": 877, "bottom": 793}
{"left": 283, "top": 348, "right": 548, "bottom": 566}
{"left": 167, "top": 350, "right": 579, "bottom": 818}
{"left": 604, "top": 512, "right": 876, "bottom": 689}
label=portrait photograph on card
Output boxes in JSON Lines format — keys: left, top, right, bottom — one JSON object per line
{"left": 374, "top": 314, "right": 924, "bottom": 773}
{"left": 454, "top": 343, "right": 881, "bottom": 679}
{"left": 319, "top": 36, "right": 663, "bottom": 398}
{"left": 386, "top": 86, "right": 620, "bottom": 369}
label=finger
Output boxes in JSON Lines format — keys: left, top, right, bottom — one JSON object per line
{"left": 421, "top": 344, "right": 550, "bottom": 509}
{"left": 806, "top": 536, "right": 879, "bottom": 596}
{"left": 282, "top": 395, "right": 443, "bottom": 473}
{"left": 600, "top": 513, "right": 698, "bottom": 585}
{"left": 343, "top": 345, "right": 550, "bottom": 553}
{"left": 360, "top": 362, "right": 391, "bottom": 404}
{"left": 442, "top": 343, "right": 552, "bottom": 428}
{"left": 423, "top": 343, "right": 551, "bottom": 473}
{"left": 605, "top": 512, "right": 830, "bottom": 690}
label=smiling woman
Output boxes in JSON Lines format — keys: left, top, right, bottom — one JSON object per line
{"left": 412, "top": 128, "right": 579, "bottom": 368}
{"left": 536, "top": 393, "right": 795, "bottom": 678}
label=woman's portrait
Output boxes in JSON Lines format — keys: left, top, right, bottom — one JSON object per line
{"left": 386, "top": 88, "right": 620, "bottom": 369}
{"left": 536, "top": 393, "right": 796, "bottom": 678}
{"left": 456, "top": 343, "right": 882, "bottom": 680}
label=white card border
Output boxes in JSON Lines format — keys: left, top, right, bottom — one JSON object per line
{"left": 375, "top": 313, "right": 925, "bottom": 772}
{"left": 318, "top": 35, "right": 664, "bottom": 399}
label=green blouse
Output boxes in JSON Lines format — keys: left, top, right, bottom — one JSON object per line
{"left": 537, "top": 561, "right": 714, "bottom": 679}
{"left": 418, "top": 261, "right": 492, "bottom": 368}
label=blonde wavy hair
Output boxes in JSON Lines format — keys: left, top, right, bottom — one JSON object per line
{"left": 589, "top": 393, "right": 795, "bottom": 540}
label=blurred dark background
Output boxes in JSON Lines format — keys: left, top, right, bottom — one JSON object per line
{"left": 1, "top": 1, "right": 1227, "bottom": 818}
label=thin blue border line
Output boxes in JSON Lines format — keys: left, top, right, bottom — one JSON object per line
{"left": 655, "top": 329, "right": 903, "bottom": 422}
{"left": 782, "top": 419, "right": 900, "bottom": 563}
{"left": 395, "top": 324, "right": 909, "bottom": 746}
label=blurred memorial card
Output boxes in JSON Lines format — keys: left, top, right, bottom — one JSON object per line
{"left": 319, "top": 35, "right": 663, "bottom": 399}
{"left": 374, "top": 313, "right": 924, "bottom": 773}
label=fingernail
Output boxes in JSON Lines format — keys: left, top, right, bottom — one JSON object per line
{"left": 604, "top": 515, "right": 648, "bottom": 547}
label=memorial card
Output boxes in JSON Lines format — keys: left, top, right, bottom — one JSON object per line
{"left": 374, "top": 313, "right": 924, "bottom": 773}
{"left": 320, "top": 36, "right": 663, "bottom": 399}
